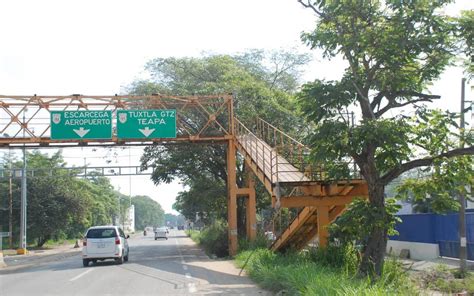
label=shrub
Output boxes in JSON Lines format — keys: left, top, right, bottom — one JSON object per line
{"left": 195, "top": 220, "right": 228, "bottom": 257}
{"left": 239, "top": 231, "right": 270, "bottom": 251}
{"left": 308, "top": 243, "right": 360, "bottom": 276}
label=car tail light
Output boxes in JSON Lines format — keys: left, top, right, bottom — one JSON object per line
{"left": 115, "top": 236, "right": 120, "bottom": 245}
{"left": 83, "top": 239, "right": 87, "bottom": 247}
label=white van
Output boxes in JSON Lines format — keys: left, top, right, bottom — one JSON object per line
{"left": 82, "top": 226, "right": 129, "bottom": 267}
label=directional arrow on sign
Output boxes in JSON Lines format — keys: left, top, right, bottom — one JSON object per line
{"left": 139, "top": 127, "right": 155, "bottom": 137}
{"left": 73, "top": 127, "right": 90, "bottom": 138}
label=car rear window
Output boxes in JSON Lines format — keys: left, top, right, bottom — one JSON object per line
{"left": 86, "top": 228, "right": 117, "bottom": 238}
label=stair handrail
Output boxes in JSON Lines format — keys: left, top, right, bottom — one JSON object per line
{"left": 256, "top": 117, "right": 361, "bottom": 180}
{"left": 234, "top": 117, "right": 279, "bottom": 183}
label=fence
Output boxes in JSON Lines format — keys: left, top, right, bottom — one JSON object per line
{"left": 390, "top": 212, "right": 473, "bottom": 259}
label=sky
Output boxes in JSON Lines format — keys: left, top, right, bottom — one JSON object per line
{"left": 0, "top": 0, "right": 473, "bottom": 214}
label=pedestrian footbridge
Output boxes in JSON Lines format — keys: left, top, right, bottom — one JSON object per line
{"left": 234, "top": 117, "right": 368, "bottom": 252}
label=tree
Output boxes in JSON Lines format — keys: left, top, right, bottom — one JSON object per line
{"left": 135, "top": 50, "right": 309, "bottom": 229}
{"left": 26, "top": 151, "right": 92, "bottom": 246}
{"left": 164, "top": 213, "right": 185, "bottom": 227}
{"left": 298, "top": 0, "right": 474, "bottom": 277}
{"left": 132, "top": 195, "right": 165, "bottom": 230}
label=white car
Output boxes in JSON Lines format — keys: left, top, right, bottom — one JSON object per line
{"left": 154, "top": 227, "right": 168, "bottom": 240}
{"left": 82, "top": 226, "right": 129, "bottom": 267}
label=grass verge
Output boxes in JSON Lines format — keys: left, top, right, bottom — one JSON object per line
{"left": 417, "top": 264, "right": 474, "bottom": 294}
{"left": 236, "top": 248, "right": 417, "bottom": 295}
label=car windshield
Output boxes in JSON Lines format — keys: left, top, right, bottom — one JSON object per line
{"left": 87, "top": 228, "right": 116, "bottom": 238}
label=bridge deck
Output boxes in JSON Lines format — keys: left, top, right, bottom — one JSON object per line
{"left": 236, "top": 134, "right": 310, "bottom": 184}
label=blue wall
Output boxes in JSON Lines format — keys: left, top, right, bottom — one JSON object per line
{"left": 390, "top": 213, "right": 470, "bottom": 243}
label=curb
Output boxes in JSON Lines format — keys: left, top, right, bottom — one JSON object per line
{"left": 1, "top": 249, "right": 81, "bottom": 270}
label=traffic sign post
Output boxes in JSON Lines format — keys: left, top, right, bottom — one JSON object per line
{"left": 117, "top": 110, "right": 176, "bottom": 139}
{"left": 50, "top": 110, "right": 112, "bottom": 140}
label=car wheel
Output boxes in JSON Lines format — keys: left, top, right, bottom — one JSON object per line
{"left": 166, "top": 237, "right": 168, "bottom": 240}
{"left": 116, "top": 254, "right": 124, "bottom": 265}
{"left": 124, "top": 251, "right": 129, "bottom": 262}
{"left": 155, "top": 238, "right": 157, "bottom": 240}
{"left": 82, "top": 259, "right": 89, "bottom": 267}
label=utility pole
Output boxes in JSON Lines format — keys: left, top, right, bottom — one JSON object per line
{"left": 459, "top": 78, "right": 467, "bottom": 274}
{"left": 8, "top": 148, "right": 13, "bottom": 249}
{"left": 18, "top": 109, "right": 27, "bottom": 255}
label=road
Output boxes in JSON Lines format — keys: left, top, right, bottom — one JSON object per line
{"left": 0, "top": 230, "right": 270, "bottom": 296}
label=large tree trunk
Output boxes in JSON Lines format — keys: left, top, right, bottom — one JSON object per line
{"left": 359, "top": 183, "right": 387, "bottom": 278}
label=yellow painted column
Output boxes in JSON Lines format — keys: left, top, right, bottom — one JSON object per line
{"left": 227, "top": 139, "right": 238, "bottom": 256}
{"left": 317, "top": 206, "right": 330, "bottom": 248}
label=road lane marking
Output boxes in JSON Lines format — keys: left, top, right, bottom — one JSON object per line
{"left": 176, "top": 231, "right": 196, "bottom": 293}
{"left": 69, "top": 268, "right": 93, "bottom": 281}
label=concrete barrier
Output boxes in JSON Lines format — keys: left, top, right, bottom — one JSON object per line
{"left": 387, "top": 240, "right": 439, "bottom": 260}
{"left": 0, "top": 251, "right": 6, "bottom": 268}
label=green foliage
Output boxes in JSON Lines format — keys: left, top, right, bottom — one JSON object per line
{"left": 308, "top": 244, "right": 360, "bottom": 276}
{"left": 186, "top": 229, "right": 201, "bottom": 243}
{"left": 419, "top": 265, "right": 474, "bottom": 294}
{"left": 172, "top": 177, "right": 227, "bottom": 223}
{"left": 187, "top": 220, "right": 229, "bottom": 257}
{"left": 235, "top": 249, "right": 417, "bottom": 295}
{"left": 136, "top": 50, "right": 307, "bottom": 223}
{"left": 238, "top": 231, "right": 271, "bottom": 251}
{"left": 0, "top": 151, "right": 135, "bottom": 247}
{"left": 132, "top": 195, "right": 165, "bottom": 229}
{"left": 456, "top": 10, "right": 474, "bottom": 78}
{"left": 396, "top": 109, "right": 474, "bottom": 213}
{"left": 298, "top": 0, "right": 473, "bottom": 275}
{"left": 25, "top": 151, "right": 92, "bottom": 246}
{"left": 329, "top": 198, "right": 401, "bottom": 246}
{"left": 164, "top": 213, "right": 185, "bottom": 227}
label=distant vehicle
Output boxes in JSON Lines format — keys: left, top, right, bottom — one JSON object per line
{"left": 82, "top": 226, "right": 129, "bottom": 267}
{"left": 154, "top": 227, "right": 168, "bottom": 240}
{"left": 177, "top": 225, "right": 184, "bottom": 230}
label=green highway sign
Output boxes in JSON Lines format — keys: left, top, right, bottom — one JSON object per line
{"left": 117, "top": 109, "right": 177, "bottom": 139}
{"left": 50, "top": 110, "right": 112, "bottom": 140}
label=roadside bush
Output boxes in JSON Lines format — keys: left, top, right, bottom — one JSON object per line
{"left": 236, "top": 248, "right": 417, "bottom": 295}
{"left": 186, "top": 230, "right": 201, "bottom": 243}
{"left": 308, "top": 243, "right": 360, "bottom": 275}
{"left": 190, "top": 220, "right": 228, "bottom": 257}
{"left": 239, "top": 231, "right": 270, "bottom": 251}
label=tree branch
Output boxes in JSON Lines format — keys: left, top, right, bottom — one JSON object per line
{"left": 351, "top": 80, "right": 375, "bottom": 119}
{"left": 374, "top": 92, "right": 441, "bottom": 118}
{"left": 297, "top": 0, "right": 325, "bottom": 17}
{"left": 381, "top": 146, "right": 474, "bottom": 185}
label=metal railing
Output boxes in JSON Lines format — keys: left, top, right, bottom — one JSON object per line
{"left": 255, "top": 118, "right": 320, "bottom": 180}
{"left": 235, "top": 117, "right": 279, "bottom": 183}
{"left": 255, "top": 117, "right": 361, "bottom": 181}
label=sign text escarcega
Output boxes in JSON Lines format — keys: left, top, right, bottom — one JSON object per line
{"left": 55, "top": 111, "right": 111, "bottom": 126}
{"left": 50, "top": 110, "right": 112, "bottom": 140}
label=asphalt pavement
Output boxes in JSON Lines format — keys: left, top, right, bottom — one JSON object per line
{"left": 0, "top": 229, "right": 270, "bottom": 296}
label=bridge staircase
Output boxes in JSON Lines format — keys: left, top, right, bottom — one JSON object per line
{"left": 234, "top": 118, "right": 368, "bottom": 252}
